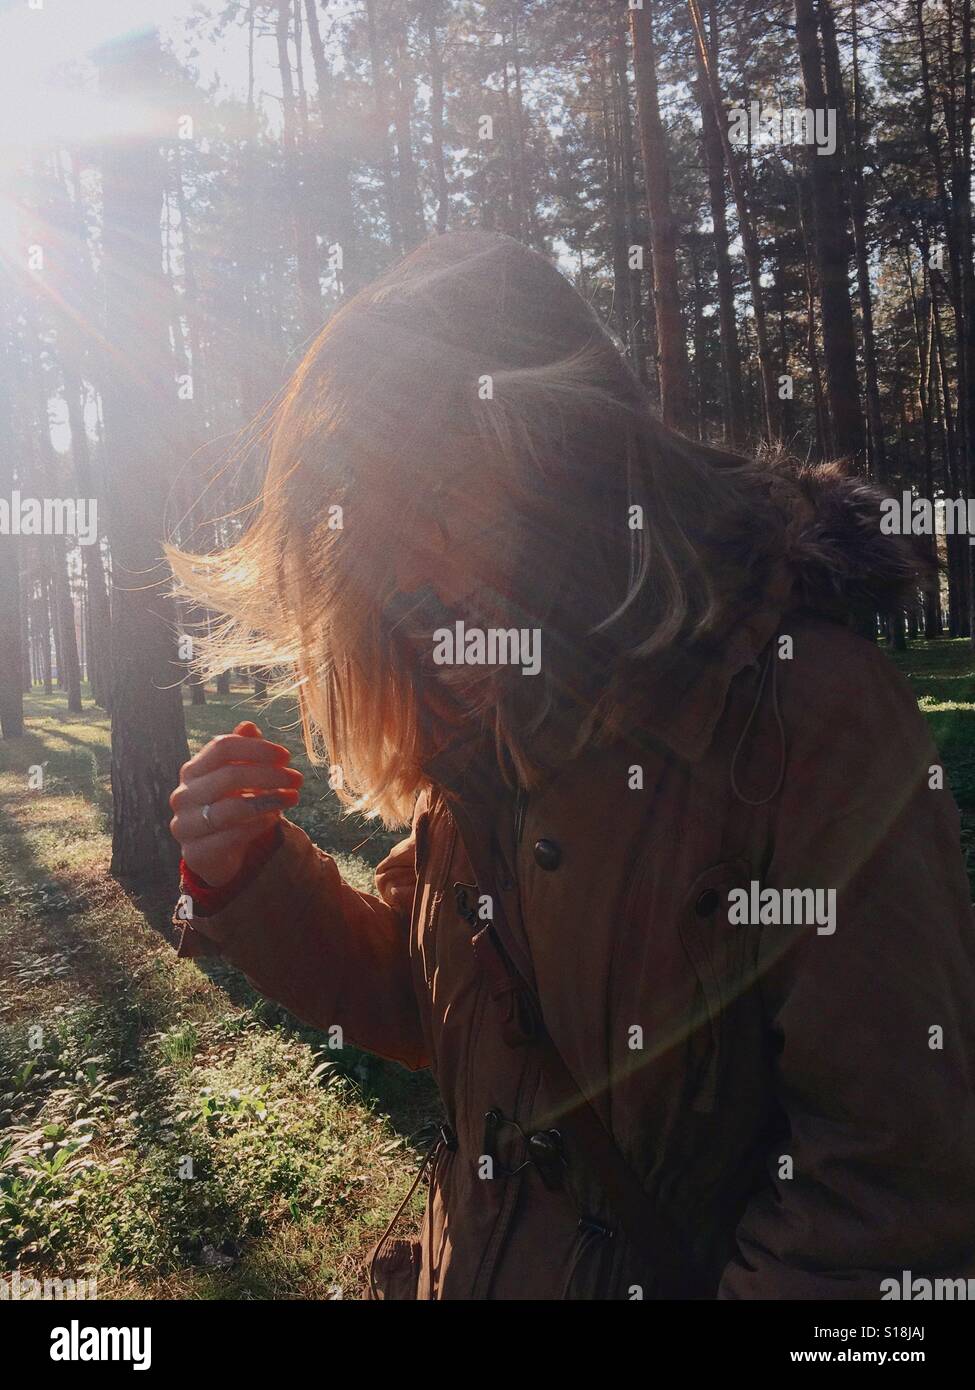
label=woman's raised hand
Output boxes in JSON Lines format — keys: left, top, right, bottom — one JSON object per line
{"left": 169, "top": 720, "right": 303, "bottom": 887}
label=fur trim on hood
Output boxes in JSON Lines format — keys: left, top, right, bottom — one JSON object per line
{"left": 765, "top": 456, "right": 936, "bottom": 621}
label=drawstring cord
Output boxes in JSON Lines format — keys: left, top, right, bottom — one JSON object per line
{"left": 368, "top": 1131, "right": 441, "bottom": 1300}
{"left": 729, "top": 643, "right": 787, "bottom": 807}
{"left": 425, "top": 1140, "right": 445, "bottom": 1301}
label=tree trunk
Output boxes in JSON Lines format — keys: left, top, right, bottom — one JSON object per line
{"left": 304, "top": 0, "right": 358, "bottom": 283}
{"left": 365, "top": 0, "right": 401, "bottom": 252}
{"left": 39, "top": 580, "right": 53, "bottom": 695}
{"left": 696, "top": 2, "right": 746, "bottom": 445}
{"left": 853, "top": 4, "right": 886, "bottom": 471}
{"left": 599, "top": 46, "right": 632, "bottom": 350}
{"left": 904, "top": 251, "right": 942, "bottom": 636}
{"left": 509, "top": 5, "right": 537, "bottom": 245}
{"left": 795, "top": 0, "right": 866, "bottom": 466}
{"left": 63, "top": 368, "right": 111, "bottom": 708}
{"left": 22, "top": 601, "right": 32, "bottom": 693}
{"left": 50, "top": 542, "right": 82, "bottom": 712}
{"left": 932, "top": 284, "right": 966, "bottom": 634}
{"left": 33, "top": 368, "right": 83, "bottom": 713}
{"left": 0, "top": 332, "right": 24, "bottom": 738}
{"left": 959, "top": 0, "right": 975, "bottom": 645}
{"left": 276, "top": 0, "right": 322, "bottom": 338}
{"left": 392, "top": 14, "right": 425, "bottom": 247}
{"left": 819, "top": 0, "right": 885, "bottom": 477}
{"left": 689, "top": 236, "right": 708, "bottom": 435}
{"left": 773, "top": 233, "right": 797, "bottom": 443}
{"left": 426, "top": 1, "right": 449, "bottom": 233}
{"left": 96, "top": 30, "right": 190, "bottom": 882}
{"left": 629, "top": 1, "right": 691, "bottom": 431}
{"left": 687, "top": 0, "right": 780, "bottom": 440}
{"left": 797, "top": 178, "right": 830, "bottom": 459}
{"left": 612, "top": 28, "right": 650, "bottom": 384}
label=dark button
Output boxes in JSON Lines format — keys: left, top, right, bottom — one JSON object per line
{"left": 578, "top": 1216, "right": 615, "bottom": 1239}
{"left": 528, "top": 1129, "right": 565, "bottom": 1189}
{"left": 695, "top": 887, "right": 721, "bottom": 917}
{"left": 528, "top": 1130, "right": 561, "bottom": 1162}
{"left": 533, "top": 838, "right": 562, "bottom": 871}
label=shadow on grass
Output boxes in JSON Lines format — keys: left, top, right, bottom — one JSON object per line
{"left": 0, "top": 743, "right": 438, "bottom": 1148}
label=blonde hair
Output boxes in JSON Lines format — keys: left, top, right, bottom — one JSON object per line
{"left": 167, "top": 231, "right": 784, "bottom": 826}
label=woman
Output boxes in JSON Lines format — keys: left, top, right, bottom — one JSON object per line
{"left": 167, "top": 230, "right": 975, "bottom": 1300}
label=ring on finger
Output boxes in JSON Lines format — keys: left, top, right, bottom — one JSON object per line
{"left": 201, "top": 803, "right": 213, "bottom": 827}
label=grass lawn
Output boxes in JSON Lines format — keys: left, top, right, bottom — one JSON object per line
{"left": 1, "top": 637, "right": 973, "bottom": 1298}
{"left": 0, "top": 679, "right": 438, "bottom": 1299}
{"left": 891, "top": 637, "right": 975, "bottom": 890}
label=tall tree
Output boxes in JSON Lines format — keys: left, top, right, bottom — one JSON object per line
{"left": 795, "top": 0, "right": 866, "bottom": 466}
{"left": 95, "top": 30, "right": 190, "bottom": 882}
{"left": 819, "top": 0, "right": 885, "bottom": 475}
{"left": 276, "top": 0, "right": 323, "bottom": 338}
{"left": 365, "top": 0, "right": 402, "bottom": 251}
{"left": 33, "top": 370, "right": 82, "bottom": 714}
{"left": 303, "top": 0, "right": 360, "bottom": 282}
{"left": 391, "top": 7, "right": 426, "bottom": 246}
{"left": 695, "top": 1, "right": 746, "bottom": 444}
{"left": 425, "top": 0, "right": 450, "bottom": 233}
{"left": 0, "top": 317, "right": 25, "bottom": 740}
{"left": 629, "top": 0, "right": 692, "bottom": 430}
{"left": 687, "top": 0, "right": 781, "bottom": 441}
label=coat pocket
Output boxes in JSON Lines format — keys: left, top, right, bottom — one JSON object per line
{"left": 366, "top": 1235, "right": 423, "bottom": 1301}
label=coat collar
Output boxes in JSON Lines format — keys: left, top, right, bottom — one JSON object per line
{"left": 419, "top": 559, "right": 796, "bottom": 793}
{"left": 616, "top": 570, "right": 793, "bottom": 763}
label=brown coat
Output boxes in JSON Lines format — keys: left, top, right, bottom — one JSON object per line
{"left": 176, "top": 473, "right": 975, "bottom": 1300}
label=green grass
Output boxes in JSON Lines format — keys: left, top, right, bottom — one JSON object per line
{"left": 0, "top": 678, "right": 437, "bottom": 1299}
{"left": 2, "top": 639, "right": 974, "bottom": 1299}
{"left": 890, "top": 637, "right": 975, "bottom": 889}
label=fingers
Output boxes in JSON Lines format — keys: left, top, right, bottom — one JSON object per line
{"left": 171, "top": 794, "right": 293, "bottom": 845}
{"left": 170, "top": 761, "right": 302, "bottom": 816}
{"left": 180, "top": 821, "right": 278, "bottom": 887}
{"left": 169, "top": 723, "right": 304, "bottom": 865}
{"left": 181, "top": 733, "right": 291, "bottom": 781}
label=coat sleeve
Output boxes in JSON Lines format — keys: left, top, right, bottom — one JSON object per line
{"left": 719, "top": 629, "right": 975, "bottom": 1299}
{"left": 176, "top": 816, "right": 428, "bottom": 1071}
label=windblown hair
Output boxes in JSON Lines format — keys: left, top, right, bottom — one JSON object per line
{"left": 165, "top": 231, "right": 881, "bottom": 826}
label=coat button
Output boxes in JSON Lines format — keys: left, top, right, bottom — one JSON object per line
{"left": 533, "top": 838, "right": 562, "bottom": 871}
{"left": 695, "top": 888, "right": 721, "bottom": 917}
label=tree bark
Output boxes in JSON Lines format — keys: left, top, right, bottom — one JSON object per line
{"left": 687, "top": 0, "right": 780, "bottom": 440}
{"left": 629, "top": 0, "right": 692, "bottom": 431}
{"left": 276, "top": 0, "right": 322, "bottom": 338}
{"left": 612, "top": 26, "right": 650, "bottom": 385}
{"left": 392, "top": 12, "right": 425, "bottom": 247}
{"left": 0, "top": 331, "right": 24, "bottom": 738}
{"left": 695, "top": 2, "right": 746, "bottom": 445}
{"left": 365, "top": 0, "right": 402, "bottom": 252}
{"left": 819, "top": 0, "right": 885, "bottom": 476}
{"left": 426, "top": 0, "right": 449, "bottom": 233}
{"left": 304, "top": 0, "right": 359, "bottom": 282}
{"left": 795, "top": 0, "right": 866, "bottom": 466}
{"left": 599, "top": 45, "right": 631, "bottom": 350}
{"left": 63, "top": 367, "right": 111, "bottom": 709}
{"left": 96, "top": 30, "right": 190, "bottom": 882}
{"left": 33, "top": 367, "right": 82, "bottom": 714}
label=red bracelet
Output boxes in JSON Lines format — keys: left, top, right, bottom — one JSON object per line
{"left": 179, "top": 821, "right": 283, "bottom": 917}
